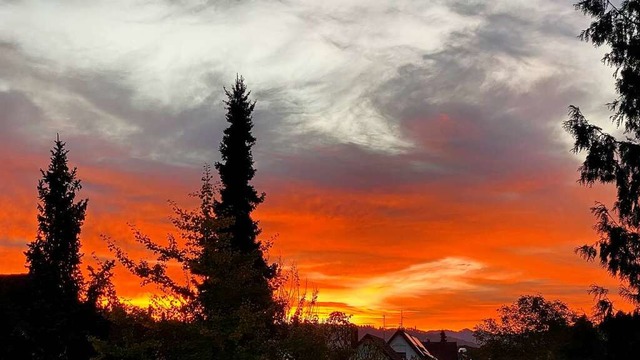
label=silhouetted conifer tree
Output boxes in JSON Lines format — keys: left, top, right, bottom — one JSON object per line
{"left": 210, "top": 75, "right": 282, "bottom": 359}
{"left": 106, "top": 78, "right": 283, "bottom": 359}
{"left": 440, "top": 330, "right": 447, "bottom": 343}
{"left": 565, "top": 0, "right": 640, "bottom": 306}
{"left": 23, "top": 136, "right": 96, "bottom": 359}
{"left": 214, "top": 75, "right": 265, "bottom": 255}
{"left": 26, "top": 136, "right": 87, "bottom": 300}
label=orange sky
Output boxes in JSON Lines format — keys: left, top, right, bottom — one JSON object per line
{"left": 0, "top": 140, "right": 631, "bottom": 330}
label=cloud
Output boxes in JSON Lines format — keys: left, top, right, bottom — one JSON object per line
{"left": 350, "top": 257, "right": 486, "bottom": 305}
{"left": 0, "top": 0, "right": 615, "bottom": 165}
{"left": 0, "top": 0, "right": 478, "bottom": 155}
{"left": 296, "top": 257, "right": 489, "bottom": 320}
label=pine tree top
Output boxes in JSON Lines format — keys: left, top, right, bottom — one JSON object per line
{"left": 214, "top": 76, "right": 265, "bottom": 254}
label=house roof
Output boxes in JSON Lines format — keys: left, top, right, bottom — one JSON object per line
{"left": 388, "top": 329, "right": 437, "bottom": 360}
{"left": 356, "top": 334, "right": 403, "bottom": 360}
{"left": 423, "top": 341, "right": 458, "bottom": 360}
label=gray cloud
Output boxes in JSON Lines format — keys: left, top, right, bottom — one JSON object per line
{"left": 257, "top": 3, "right": 606, "bottom": 193}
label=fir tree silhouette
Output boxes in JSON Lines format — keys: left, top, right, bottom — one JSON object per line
{"left": 104, "top": 78, "right": 283, "bottom": 359}
{"left": 215, "top": 75, "right": 265, "bottom": 255}
{"left": 27, "top": 135, "right": 87, "bottom": 301}
{"left": 210, "top": 75, "right": 282, "bottom": 359}
{"left": 24, "top": 135, "right": 94, "bottom": 359}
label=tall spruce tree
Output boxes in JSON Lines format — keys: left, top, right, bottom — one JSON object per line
{"left": 24, "top": 136, "right": 93, "bottom": 359}
{"left": 214, "top": 75, "right": 276, "bottom": 281}
{"left": 26, "top": 135, "right": 87, "bottom": 301}
{"left": 106, "top": 78, "right": 283, "bottom": 359}
{"left": 215, "top": 76, "right": 265, "bottom": 254}
{"left": 565, "top": 0, "right": 640, "bottom": 306}
{"left": 211, "top": 75, "right": 281, "bottom": 359}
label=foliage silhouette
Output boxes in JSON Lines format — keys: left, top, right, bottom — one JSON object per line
{"left": 90, "top": 301, "right": 215, "bottom": 360}
{"left": 598, "top": 310, "right": 640, "bottom": 358}
{"left": 474, "top": 295, "right": 577, "bottom": 360}
{"left": 473, "top": 295, "right": 607, "bottom": 360}
{"left": 565, "top": 0, "right": 640, "bottom": 305}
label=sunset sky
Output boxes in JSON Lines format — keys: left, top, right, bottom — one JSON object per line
{"left": 0, "top": 0, "right": 631, "bottom": 330}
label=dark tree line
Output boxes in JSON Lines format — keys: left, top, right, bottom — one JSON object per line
{"left": 473, "top": 295, "right": 640, "bottom": 360}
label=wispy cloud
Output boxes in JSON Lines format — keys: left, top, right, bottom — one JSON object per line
{"left": 310, "top": 257, "right": 487, "bottom": 309}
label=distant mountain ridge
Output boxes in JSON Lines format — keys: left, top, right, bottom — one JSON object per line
{"left": 357, "top": 326, "right": 479, "bottom": 348}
